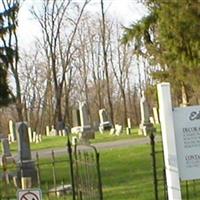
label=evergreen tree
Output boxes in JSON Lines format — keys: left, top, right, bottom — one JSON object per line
{"left": 123, "top": 0, "right": 200, "bottom": 104}
{"left": 0, "top": 2, "right": 18, "bottom": 106}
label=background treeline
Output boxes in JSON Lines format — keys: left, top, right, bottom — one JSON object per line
{"left": 0, "top": 0, "right": 199, "bottom": 134}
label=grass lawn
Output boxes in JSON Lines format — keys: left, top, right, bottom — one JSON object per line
{"left": 0, "top": 141, "right": 165, "bottom": 200}
{"left": 5, "top": 125, "right": 161, "bottom": 154}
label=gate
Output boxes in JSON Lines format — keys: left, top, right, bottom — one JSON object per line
{"left": 0, "top": 136, "right": 103, "bottom": 200}
{"left": 67, "top": 138, "right": 103, "bottom": 200}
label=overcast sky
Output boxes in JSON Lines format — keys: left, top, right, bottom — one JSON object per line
{"left": 18, "top": 0, "right": 148, "bottom": 47}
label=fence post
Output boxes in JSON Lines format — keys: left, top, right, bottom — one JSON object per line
{"left": 67, "top": 136, "right": 76, "bottom": 200}
{"left": 96, "top": 152, "right": 103, "bottom": 200}
{"left": 36, "top": 152, "right": 41, "bottom": 187}
{"left": 150, "top": 132, "right": 158, "bottom": 200}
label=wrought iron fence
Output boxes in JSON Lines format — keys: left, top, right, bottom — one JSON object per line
{"left": 0, "top": 138, "right": 103, "bottom": 200}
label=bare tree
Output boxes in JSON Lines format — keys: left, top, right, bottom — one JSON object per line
{"left": 32, "top": 0, "right": 90, "bottom": 129}
{"left": 100, "top": 0, "right": 114, "bottom": 125}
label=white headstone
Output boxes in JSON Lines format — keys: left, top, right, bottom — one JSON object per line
{"left": 157, "top": 82, "right": 182, "bottom": 199}
{"left": 32, "top": 131, "right": 36, "bottom": 143}
{"left": 9, "top": 120, "right": 16, "bottom": 142}
{"left": 46, "top": 126, "right": 50, "bottom": 136}
{"left": 28, "top": 127, "right": 32, "bottom": 143}
{"left": 115, "top": 124, "right": 122, "bottom": 136}
{"left": 153, "top": 107, "right": 160, "bottom": 124}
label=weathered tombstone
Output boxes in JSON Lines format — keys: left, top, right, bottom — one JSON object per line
{"left": 28, "top": 127, "right": 32, "bottom": 143}
{"left": 72, "top": 109, "right": 81, "bottom": 127}
{"left": 56, "top": 121, "right": 65, "bottom": 134}
{"left": 78, "top": 102, "right": 94, "bottom": 143}
{"left": 110, "top": 128, "right": 115, "bottom": 135}
{"left": 149, "top": 116, "right": 155, "bottom": 125}
{"left": 153, "top": 107, "right": 160, "bottom": 124}
{"left": 1, "top": 138, "right": 12, "bottom": 157}
{"left": 35, "top": 134, "right": 39, "bottom": 143}
{"left": 9, "top": 120, "right": 16, "bottom": 142}
{"left": 99, "top": 109, "right": 112, "bottom": 133}
{"left": 46, "top": 126, "right": 50, "bottom": 136}
{"left": 138, "top": 91, "right": 153, "bottom": 136}
{"left": 126, "top": 118, "right": 131, "bottom": 135}
{"left": 16, "top": 122, "right": 37, "bottom": 186}
{"left": 50, "top": 125, "right": 57, "bottom": 136}
{"left": 38, "top": 134, "right": 42, "bottom": 142}
{"left": 115, "top": 124, "right": 122, "bottom": 136}
{"left": 32, "top": 131, "right": 36, "bottom": 143}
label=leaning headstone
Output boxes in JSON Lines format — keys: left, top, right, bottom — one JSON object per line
{"left": 138, "top": 91, "right": 153, "bottom": 136}
{"left": 99, "top": 109, "right": 112, "bottom": 133}
{"left": 16, "top": 122, "right": 37, "bottom": 186}
{"left": 9, "top": 120, "right": 16, "bottom": 142}
{"left": 28, "top": 127, "right": 32, "bottom": 143}
{"left": 153, "top": 107, "right": 160, "bottom": 124}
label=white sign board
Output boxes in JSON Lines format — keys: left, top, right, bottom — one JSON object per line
{"left": 174, "top": 105, "right": 200, "bottom": 180}
{"left": 17, "top": 189, "right": 42, "bottom": 200}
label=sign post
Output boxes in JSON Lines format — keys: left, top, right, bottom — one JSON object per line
{"left": 157, "top": 83, "right": 182, "bottom": 200}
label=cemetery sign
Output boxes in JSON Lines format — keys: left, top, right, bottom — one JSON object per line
{"left": 174, "top": 105, "right": 200, "bottom": 180}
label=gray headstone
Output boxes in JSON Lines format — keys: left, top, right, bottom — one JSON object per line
{"left": 16, "top": 122, "right": 31, "bottom": 161}
{"left": 1, "top": 138, "right": 12, "bottom": 157}
{"left": 79, "top": 102, "right": 90, "bottom": 127}
{"left": 99, "top": 109, "right": 109, "bottom": 123}
{"left": 72, "top": 109, "right": 81, "bottom": 127}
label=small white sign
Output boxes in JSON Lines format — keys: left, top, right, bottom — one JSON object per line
{"left": 174, "top": 105, "right": 200, "bottom": 180}
{"left": 17, "top": 189, "right": 42, "bottom": 200}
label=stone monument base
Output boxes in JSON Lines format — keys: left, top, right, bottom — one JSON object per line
{"left": 16, "top": 160, "right": 37, "bottom": 187}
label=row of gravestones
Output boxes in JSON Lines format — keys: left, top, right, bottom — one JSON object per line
{"left": 8, "top": 120, "right": 42, "bottom": 144}
{"left": 0, "top": 122, "right": 37, "bottom": 187}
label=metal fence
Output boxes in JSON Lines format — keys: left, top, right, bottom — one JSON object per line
{"left": 0, "top": 137, "right": 103, "bottom": 200}
{"left": 150, "top": 132, "right": 200, "bottom": 200}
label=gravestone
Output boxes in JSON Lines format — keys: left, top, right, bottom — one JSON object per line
{"left": 78, "top": 102, "right": 94, "bottom": 143}
{"left": 46, "top": 126, "right": 50, "bottom": 136}
{"left": 138, "top": 91, "right": 153, "bottom": 136}
{"left": 28, "top": 127, "right": 32, "bottom": 143}
{"left": 115, "top": 124, "right": 122, "bottom": 136}
{"left": 1, "top": 138, "right": 12, "bottom": 157}
{"left": 126, "top": 118, "right": 131, "bottom": 135}
{"left": 16, "top": 122, "right": 37, "bottom": 186}
{"left": 32, "top": 131, "right": 36, "bottom": 142}
{"left": 72, "top": 109, "right": 81, "bottom": 127}
{"left": 50, "top": 125, "right": 57, "bottom": 136}
{"left": 99, "top": 109, "right": 112, "bottom": 133}
{"left": 9, "top": 120, "right": 16, "bottom": 142}
{"left": 153, "top": 107, "right": 160, "bottom": 124}
{"left": 71, "top": 109, "right": 81, "bottom": 134}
